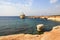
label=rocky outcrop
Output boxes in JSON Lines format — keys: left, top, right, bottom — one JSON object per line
{"left": 27, "top": 16, "right": 60, "bottom": 21}
{"left": 47, "top": 17, "right": 60, "bottom": 21}
{"left": 41, "top": 25, "right": 60, "bottom": 40}
{"left": 53, "top": 25, "right": 60, "bottom": 30}
{"left": 46, "top": 16, "right": 60, "bottom": 21}
{"left": 36, "top": 24, "right": 44, "bottom": 32}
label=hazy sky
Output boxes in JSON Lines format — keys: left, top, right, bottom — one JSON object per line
{"left": 0, "top": 0, "right": 60, "bottom": 16}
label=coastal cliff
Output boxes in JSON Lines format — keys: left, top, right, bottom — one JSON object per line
{"left": 0, "top": 25, "right": 60, "bottom": 40}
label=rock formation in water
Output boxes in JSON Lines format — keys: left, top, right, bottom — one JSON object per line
{"left": 36, "top": 24, "right": 44, "bottom": 32}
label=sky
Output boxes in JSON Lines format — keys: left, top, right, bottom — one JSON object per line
{"left": 0, "top": 0, "right": 60, "bottom": 16}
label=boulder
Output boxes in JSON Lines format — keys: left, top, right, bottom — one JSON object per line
{"left": 36, "top": 24, "right": 44, "bottom": 32}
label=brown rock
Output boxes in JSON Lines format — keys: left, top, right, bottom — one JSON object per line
{"left": 41, "top": 25, "right": 60, "bottom": 40}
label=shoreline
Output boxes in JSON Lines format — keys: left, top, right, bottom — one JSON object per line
{"left": 0, "top": 15, "right": 60, "bottom": 40}
{"left": 27, "top": 15, "right": 60, "bottom": 22}
{"left": 0, "top": 25, "right": 60, "bottom": 40}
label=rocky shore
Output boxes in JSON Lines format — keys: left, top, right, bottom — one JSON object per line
{"left": 27, "top": 15, "right": 60, "bottom": 22}
{"left": 47, "top": 16, "right": 60, "bottom": 21}
{"left": 0, "top": 25, "right": 60, "bottom": 40}
{"left": 0, "top": 15, "right": 60, "bottom": 40}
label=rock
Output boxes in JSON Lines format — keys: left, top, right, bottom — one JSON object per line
{"left": 47, "top": 16, "right": 60, "bottom": 22}
{"left": 53, "top": 25, "right": 60, "bottom": 30}
{"left": 41, "top": 25, "right": 60, "bottom": 40}
{"left": 36, "top": 24, "right": 44, "bottom": 32}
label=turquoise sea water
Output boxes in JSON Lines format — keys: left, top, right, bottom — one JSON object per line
{"left": 0, "top": 16, "right": 60, "bottom": 36}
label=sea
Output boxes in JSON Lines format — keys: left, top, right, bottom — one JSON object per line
{"left": 0, "top": 16, "right": 60, "bottom": 36}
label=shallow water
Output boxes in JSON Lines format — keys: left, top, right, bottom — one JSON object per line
{"left": 0, "top": 16, "right": 60, "bottom": 36}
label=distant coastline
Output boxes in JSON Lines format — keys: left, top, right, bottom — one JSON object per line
{"left": 27, "top": 15, "right": 60, "bottom": 22}
{"left": 0, "top": 15, "right": 60, "bottom": 22}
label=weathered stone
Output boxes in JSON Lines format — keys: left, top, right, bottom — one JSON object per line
{"left": 53, "top": 25, "right": 60, "bottom": 30}
{"left": 41, "top": 25, "right": 60, "bottom": 40}
{"left": 36, "top": 24, "right": 44, "bottom": 32}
